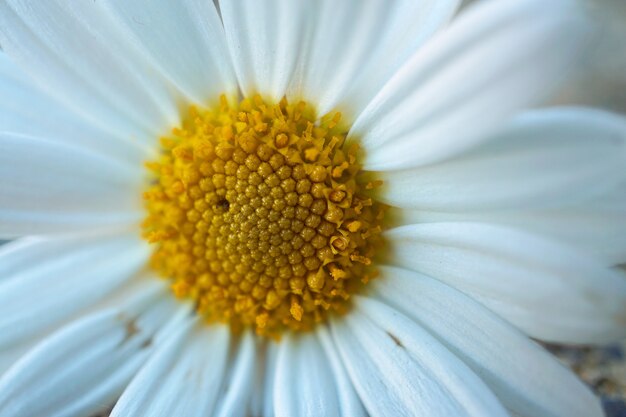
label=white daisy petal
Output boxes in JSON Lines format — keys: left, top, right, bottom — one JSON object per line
{"left": 376, "top": 108, "right": 626, "bottom": 211}
{"left": 317, "top": 326, "right": 367, "bottom": 417}
{"left": 352, "top": 0, "right": 590, "bottom": 170}
{"left": 0, "top": 341, "right": 34, "bottom": 377}
{"left": 0, "top": 0, "right": 178, "bottom": 141}
{"left": 0, "top": 233, "right": 149, "bottom": 349}
{"left": 331, "top": 0, "right": 461, "bottom": 120}
{"left": 0, "top": 275, "right": 168, "bottom": 377}
{"left": 332, "top": 297, "right": 509, "bottom": 417}
{"left": 384, "top": 223, "right": 626, "bottom": 344}
{"left": 214, "top": 331, "right": 256, "bottom": 417}
{"left": 0, "top": 54, "right": 153, "bottom": 166}
{"left": 219, "top": 0, "right": 458, "bottom": 115}
{"left": 0, "top": 133, "right": 143, "bottom": 237}
{"left": 248, "top": 341, "right": 280, "bottom": 417}
{"left": 248, "top": 343, "right": 265, "bottom": 417}
{"left": 274, "top": 333, "right": 340, "bottom": 417}
{"left": 288, "top": 0, "right": 460, "bottom": 120}
{"left": 111, "top": 321, "right": 230, "bottom": 417}
{"left": 102, "top": 0, "right": 237, "bottom": 105}
{"left": 219, "top": 0, "right": 309, "bottom": 101}
{"left": 370, "top": 265, "right": 604, "bottom": 417}
{"left": 0, "top": 289, "right": 177, "bottom": 417}
{"left": 393, "top": 183, "right": 626, "bottom": 265}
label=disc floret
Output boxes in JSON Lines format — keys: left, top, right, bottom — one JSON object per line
{"left": 143, "top": 95, "right": 384, "bottom": 337}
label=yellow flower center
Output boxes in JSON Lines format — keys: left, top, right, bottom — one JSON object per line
{"left": 142, "top": 95, "right": 384, "bottom": 337}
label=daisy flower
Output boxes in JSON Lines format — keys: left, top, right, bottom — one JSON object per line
{"left": 0, "top": 0, "right": 625, "bottom": 416}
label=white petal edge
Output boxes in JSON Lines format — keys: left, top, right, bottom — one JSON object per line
{"left": 0, "top": 233, "right": 149, "bottom": 348}
{"left": 375, "top": 108, "right": 626, "bottom": 211}
{"left": 111, "top": 321, "right": 230, "bottom": 417}
{"left": 287, "top": 0, "right": 461, "bottom": 120}
{"left": 219, "top": 0, "right": 309, "bottom": 102}
{"left": 0, "top": 54, "right": 153, "bottom": 166}
{"left": 219, "top": 0, "right": 459, "bottom": 120}
{"left": 332, "top": 297, "right": 509, "bottom": 417}
{"left": 0, "top": 1, "right": 178, "bottom": 142}
{"left": 391, "top": 180, "right": 626, "bottom": 265}
{"left": 351, "top": 0, "right": 591, "bottom": 170}
{"left": 302, "top": 0, "right": 461, "bottom": 120}
{"left": 0, "top": 275, "right": 168, "bottom": 377}
{"left": 317, "top": 326, "right": 367, "bottom": 417}
{"left": 254, "top": 341, "right": 279, "bottom": 417}
{"left": 383, "top": 222, "right": 626, "bottom": 344}
{"left": 369, "top": 265, "right": 603, "bottom": 417}
{"left": 247, "top": 340, "right": 265, "bottom": 417}
{"left": 274, "top": 332, "right": 340, "bottom": 417}
{"left": 102, "top": 0, "right": 237, "bottom": 106}
{"left": 213, "top": 331, "right": 256, "bottom": 417}
{"left": 0, "top": 133, "right": 143, "bottom": 237}
{"left": 0, "top": 286, "right": 179, "bottom": 417}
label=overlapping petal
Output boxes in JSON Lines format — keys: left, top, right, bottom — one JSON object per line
{"left": 317, "top": 327, "right": 366, "bottom": 417}
{"left": 102, "top": 0, "right": 237, "bottom": 106}
{"left": 111, "top": 320, "right": 230, "bottom": 417}
{"left": 213, "top": 332, "right": 257, "bottom": 417}
{"left": 393, "top": 184, "right": 626, "bottom": 265}
{"left": 0, "top": 55, "right": 152, "bottom": 166}
{"left": 370, "top": 265, "right": 604, "bottom": 417}
{"left": 332, "top": 297, "right": 509, "bottom": 417}
{"left": 219, "top": 0, "right": 309, "bottom": 102}
{"left": 352, "top": 0, "right": 591, "bottom": 170}
{"left": 274, "top": 333, "right": 340, "bottom": 417}
{"left": 0, "top": 0, "right": 178, "bottom": 141}
{"left": 376, "top": 108, "right": 626, "bottom": 211}
{"left": 0, "top": 234, "right": 149, "bottom": 351}
{"left": 384, "top": 223, "right": 626, "bottom": 344}
{"left": 220, "top": 0, "right": 460, "bottom": 120}
{"left": 0, "top": 133, "right": 143, "bottom": 237}
{"left": 0, "top": 288, "right": 179, "bottom": 417}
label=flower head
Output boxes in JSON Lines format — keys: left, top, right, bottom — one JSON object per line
{"left": 0, "top": 0, "right": 625, "bottom": 416}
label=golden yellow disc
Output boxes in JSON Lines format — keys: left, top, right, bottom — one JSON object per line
{"left": 142, "top": 95, "right": 384, "bottom": 337}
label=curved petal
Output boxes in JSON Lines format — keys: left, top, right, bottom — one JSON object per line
{"left": 274, "top": 333, "right": 340, "bottom": 417}
{"left": 0, "top": 339, "right": 36, "bottom": 377}
{"left": 0, "top": 288, "right": 178, "bottom": 417}
{"left": 0, "top": 233, "right": 149, "bottom": 349}
{"left": 369, "top": 265, "right": 603, "bottom": 417}
{"left": 375, "top": 108, "right": 626, "bottom": 211}
{"left": 0, "top": 133, "right": 143, "bottom": 237}
{"left": 332, "top": 297, "right": 509, "bottom": 417}
{"left": 0, "top": 0, "right": 178, "bottom": 141}
{"left": 101, "top": 0, "right": 237, "bottom": 105}
{"left": 392, "top": 182, "right": 626, "bottom": 265}
{"left": 213, "top": 331, "right": 257, "bottom": 417}
{"left": 352, "top": 0, "right": 591, "bottom": 170}
{"left": 0, "top": 277, "right": 168, "bottom": 377}
{"left": 317, "top": 326, "right": 367, "bottom": 417}
{"left": 383, "top": 223, "right": 626, "bottom": 344}
{"left": 289, "top": 0, "right": 461, "bottom": 120}
{"left": 219, "top": 0, "right": 309, "bottom": 102}
{"left": 249, "top": 341, "right": 279, "bottom": 417}
{"left": 111, "top": 321, "right": 231, "bottom": 417}
{"left": 220, "top": 0, "right": 459, "bottom": 120}
{"left": 0, "top": 54, "right": 152, "bottom": 166}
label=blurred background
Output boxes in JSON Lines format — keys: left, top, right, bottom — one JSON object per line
{"left": 466, "top": 0, "right": 626, "bottom": 415}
